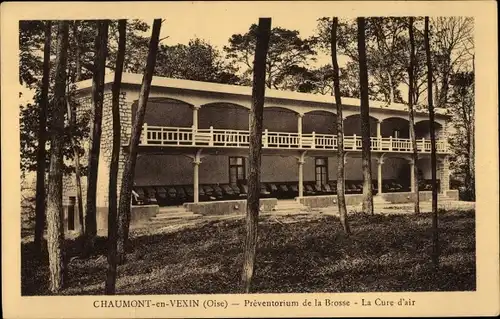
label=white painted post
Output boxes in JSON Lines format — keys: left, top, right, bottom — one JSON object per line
{"left": 142, "top": 123, "right": 148, "bottom": 145}
{"left": 264, "top": 129, "right": 269, "bottom": 148}
{"left": 298, "top": 159, "right": 305, "bottom": 197}
{"left": 192, "top": 106, "right": 199, "bottom": 131}
{"left": 389, "top": 136, "right": 393, "bottom": 151}
{"left": 422, "top": 137, "right": 426, "bottom": 152}
{"left": 378, "top": 159, "right": 383, "bottom": 194}
{"left": 298, "top": 114, "right": 303, "bottom": 148}
{"left": 410, "top": 160, "right": 415, "bottom": 192}
{"left": 209, "top": 126, "right": 214, "bottom": 146}
{"left": 353, "top": 134, "right": 357, "bottom": 150}
{"left": 193, "top": 159, "right": 201, "bottom": 203}
{"left": 312, "top": 131, "right": 316, "bottom": 149}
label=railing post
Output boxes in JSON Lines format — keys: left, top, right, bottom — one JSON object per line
{"left": 263, "top": 129, "right": 269, "bottom": 148}
{"left": 311, "top": 131, "right": 316, "bottom": 149}
{"left": 422, "top": 137, "right": 426, "bottom": 152}
{"left": 141, "top": 123, "right": 148, "bottom": 145}
{"left": 389, "top": 136, "right": 393, "bottom": 151}
{"left": 209, "top": 126, "right": 214, "bottom": 146}
{"left": 353, "top": 134, "right": 357, "bottom": 150}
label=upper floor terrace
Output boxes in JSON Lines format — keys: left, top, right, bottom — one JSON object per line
{"left": 75, "top": 73, "right": 451, "bottom": 155}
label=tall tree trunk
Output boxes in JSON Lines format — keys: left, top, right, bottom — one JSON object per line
{"left": 425, "top": 17, "right": 439, "bottom": 267}
{"left": 84, "top": 20, "right": 109, "bottom": 253}
{"left": 408, "top": 17, "right": 420, "bottom": 214}
{"left": 357, "top": 17, "right": 374, "bottom": 215}
{"left": 105, "top": 19, "right": 127, "bottom": 295}
{"left": 70, "top": 20, "right": 85, "bottom": 236}
{"left": 241, "top": 17, "right": 272, "bottom": 293}
{"left": 116, "top": 19, "right": 162, "bottom": 264}
{"left": 331, "top": 17, "right": 350, "bottom": 234}
{"left": 34, "top": 20, "right": 52, "bottom": 254}
{"left": 46, "top": 20, "right": 69, "bottom": 293}
{"left": 387, "top": 72, "right": 394, "bottom": 104}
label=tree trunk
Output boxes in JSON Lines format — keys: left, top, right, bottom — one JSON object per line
{"left": 116, "top": 19, "right": 162, "bottom": 264}
{"left": 331, "top": 17, "right": 350, "bottom": 234}
{"left": 425, "top": 17, "right": 439, "bottom": 267}
{"left": 241, "top": 17, "right": 272, "bottom": 293}
{"left": 70, "top": 20, "right": 85, "bottom": 236}
{"left": 105, "top": 19, "right": 127, "bottom": 295}
{"left": 387, "top": 72, "right": 394, "bottom": 104}
{"left": 46, "top": 20, "right": 69, "bottom": 293}
{"left": 408, "top": 17, "right": 420, "bottom": 214}
{"left": 84, "top": 20, "right": 109, "bottom": 253}
{"left": 357, "top": 17, "right": 374, "bottom": 215}
{"left": 34, "top": 20, "right": 52, "bottom": 254}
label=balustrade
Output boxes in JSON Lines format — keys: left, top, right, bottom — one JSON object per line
{"left": 139, "top": 124, "right": 449, "bottom": 153}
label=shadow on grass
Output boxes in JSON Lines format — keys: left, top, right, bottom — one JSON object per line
{"left": 22, "top": 210, "right": 475, "bottom": 295}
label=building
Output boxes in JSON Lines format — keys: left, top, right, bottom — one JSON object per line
{"left": 62, "top": 72, "right": 457, "bottom": 231}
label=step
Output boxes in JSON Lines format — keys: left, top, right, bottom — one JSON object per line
{"left": 150, "top": 213, "right": 201, "bottom": 222}
{"left": 158, "top": 206, "right": 187, "bottom": 213}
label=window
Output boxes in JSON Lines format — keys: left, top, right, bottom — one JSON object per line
{"left": 68, "top": 196, "right": 76, "bottom": 231}
{"left": 315, "top": 157, "right": 328, "bottom": 186}
{"left": 229, "top": 157, "right": 246, "bottom": 185}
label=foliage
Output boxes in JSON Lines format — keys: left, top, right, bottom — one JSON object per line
{"left": 20, "top": 89, "right": 91, "bottom": 175}
{"left": 224, "top": 24, "right": 317, "bottom": 89}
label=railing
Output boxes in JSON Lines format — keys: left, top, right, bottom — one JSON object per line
{"left": 140, "top": 124, "right": 449, "bottom": 154}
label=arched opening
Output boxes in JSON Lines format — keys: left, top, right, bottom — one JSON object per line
{"left": 415, "top": 120, "right": 443, "bottom": 139}
{"left": 303, "top": 110, "right": 337, "bottom": 134}
{"left": 263, "top": 106, "right": 298, "bottom": 133}
{"left": 382, "top": 157, "right": 411, "bottom": 192}
{"left": 344, "top": 114, "right": 379, "bottom": 136}
{"left": 381, "top": 117, "right": 410, "bottom": 138}
{"left": 136, "top": 98, "right": 193, "bottom": 127}
{"left": 199, "top": 102, "right": 249, "bottom": 130}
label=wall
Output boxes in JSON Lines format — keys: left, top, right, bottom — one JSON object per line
{"left": 185, "top": 198, "right": 278, "bottom": 215}
{"left": 199, "top": 104, "right": 249, "bottom": 130}
{"left": 303, "top": 112, "right": 337, "bottom": 134}
{"left": 263, "top": 108, "right": 297, "bottom": 132}
{"left": 261, "top": 156, "right": 299, "bottom": 182}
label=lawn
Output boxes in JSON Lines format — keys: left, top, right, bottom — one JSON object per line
{"left": 21, "top": 209, "right": 476, "bottom": 295}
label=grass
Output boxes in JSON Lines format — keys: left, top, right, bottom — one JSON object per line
{"left": 21, "top": 209, "right": 475, "bottom": 295}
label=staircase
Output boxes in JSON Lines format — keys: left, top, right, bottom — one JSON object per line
{"left": 149, "top": 206, "right": 201, "bottom": 224}
{"left": 270, "top": 199, "right": 310, "bottom": 214}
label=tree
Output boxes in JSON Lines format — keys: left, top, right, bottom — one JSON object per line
{"left": 225, "top": 24, "right": 315, "bottom": 89}
{"left": 331, "top": 17, "right": 350, "bottom": 234}
{"left": 34, "top": 20, "right": 52, "bottom": 254}
{"left": 85, "top": 20, "right": 109, "bottom": 252}
{"left": 241, "top": 17, "right": 272, "bottom": 293}
{"left": 67, "top": 21, "right": 85, "bottom": 237}
{"left": 408, "top": 17, "right": 420, "bottom": 214}
{"left": 430, "top": 17, "right": 474, "bottom": 108}
{"left": 357, "top": 17, "right": 374, "bottom": 215}
{"left": 116, "top": 19, "right": 162, "bottom": 264}
{"left": 448, "top": 71, "right": 475, "bottom": 201}
{"left": 155, "top": 39, "right": 241, "bottom": 84}
{"left": 105, "top": 19, "right": 127, "bottom": 295}
{"left": 425, "top": 17, "right": 439, "bottom": 267}
{"left": 46, "top": 20, "right": 69, "bottom": 293}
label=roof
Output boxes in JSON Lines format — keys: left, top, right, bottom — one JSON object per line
{"left": 75, "top": 72, "right": 449, "bottom": 116}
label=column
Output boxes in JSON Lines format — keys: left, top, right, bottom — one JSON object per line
{"left": 376, "top": 120, "right": 382, "bottom": 151}
{"left": 377, "top": 158, "right": 384, "bottom": 194}
{"left": 193, "top": 158, "right": 201, "bottom": 203}
{"left": 441, "top": 156, "right": 450, "bottom": 194}
{"left": 297, "top": 113, "right": 303, "bottom": 148}
{"left": 192, "top": 105, "right": 200, "bottom": 131}
{"left": 193, "top": 150, "right": 203, "bottom": 203}
{"left": 410, "top": 159, "right": 416, "bottom": 192}
{"left": 298, "top": 151, "right": 306, "bottom": 197}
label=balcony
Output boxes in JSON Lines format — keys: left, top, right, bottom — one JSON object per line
{"left": 139, "top": 124, "right": 449, "bottom": 154}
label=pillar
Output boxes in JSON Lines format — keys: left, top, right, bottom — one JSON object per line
{"left": 441, "top": 156, "right": 450, "bottom": 194}
{"left": 298, "top": 151, "right": 307, "bottom": 197}
{"left": 376, "top": 120, "right": 381, "bottom": 138}
{"left": 192, "top": 105, "right": 200, "bottom": 131}
{"left": 377, "top": 158, "right": 384, "bottom": 194}
{"left": 193, "top": 150, "right": 202, "bottom": 203}
{"left": 297, "top": 113, "right": 303, "bottom": 148}
{"left": 410, "top": 159, "right": 416, "bottom": 192}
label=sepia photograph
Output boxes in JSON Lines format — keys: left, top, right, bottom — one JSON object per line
{"left": 2, "top": 1, "right": 498, "bottom": 318}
